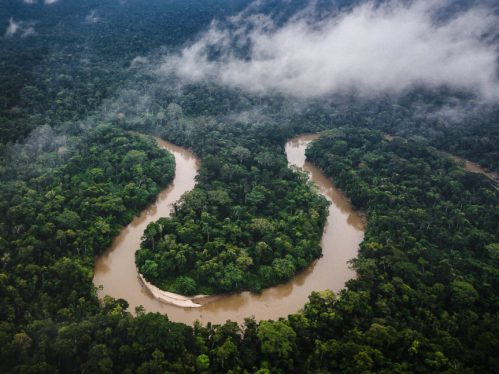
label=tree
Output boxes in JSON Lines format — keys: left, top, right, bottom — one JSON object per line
{"left": 451, "top": 280, "right": 478, "bottom": 308}
{"left": 137, "top": 349, "right": 168, "bottom": 374}
{"left": 141, "top": 260, "right": 159, "bottom": 280}
{"left": 196, "top": 354, "right": 210, "bottom": 373}
{"left": 171, "top": 276, "right": 197, "bottom": 295}
{"left": 214, "top": 337, "right": 238, "bottom": 370}
{"left": 232, "top": 146, "right": 251, "bottom": 164}
{"left": 81, "top": 344, "right": 113, "bottom": 374}
{"left": 257, "top": 321, "right": 296, "bottom": 359}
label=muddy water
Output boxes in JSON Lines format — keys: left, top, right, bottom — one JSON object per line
{"left": 384, "top": 133, "right": 498, "bottom": 186}
{"left": 93, "top": 137, "right": 199, "bottom": 311}
{"left": 93, "top": 134, "right": 364, "bottom": 324}
{"left": 451, "top": 155, "right": 499, "bottom": 186}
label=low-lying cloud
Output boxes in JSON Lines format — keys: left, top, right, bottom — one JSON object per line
{"left": 158, "top": 0, "right": 499, "bottom": 100}
{"left": 85, "top": 10, "right": 100, "bottom": 24}
{"left": 23, "top": 0, "right": 60, "bottom": 4}
{"left": 4, "top": 18, "right": 36, "bottom": 38}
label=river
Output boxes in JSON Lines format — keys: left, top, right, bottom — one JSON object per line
{"left": 451, "top": 155, "right": 499, "bottom": 186}
{"left": 93, "top": 134, "right": 364, "bottom": 324}
{"left": 383, "top": 134, "right": 498, "bottom": 186}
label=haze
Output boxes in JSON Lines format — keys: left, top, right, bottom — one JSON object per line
{"left": 159, "top": 0, "right": 499, "bottom": 100}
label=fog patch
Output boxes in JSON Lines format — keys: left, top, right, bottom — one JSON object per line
{"left": 158, "top": 0, "right": 499, "bottom": 101}
{"left": 4, "top": 18, "right": 36, "bottom": 38}
{"left": 85, "top": 10, "right": 100, "bottom": 24}
{"left": 21, "top": 0, "right": 59, "bottom": 4}
{"left": 2, "top": 125, "right": 69, "bottom": 179}
{"left": 5, "top": 18, "right": 19, "bottom": 37}
{"left": 412, "top": 98, "right": 497, "bottom": 125}
{"left": 101, "top": 89, "right": 153, "bottom": 121}
{"left": 130, "top": 56, "right": 150, "bottom": 68}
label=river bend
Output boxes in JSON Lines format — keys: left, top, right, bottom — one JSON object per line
{"left": 93, "top": 134, "right": 364, "bottom": 324}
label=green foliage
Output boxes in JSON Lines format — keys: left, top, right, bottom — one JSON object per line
{"left": 0, "top": 126, "right": 175, "bottom": 370}
{"left": 196, "top": 354, "right": 210, "bottom": 373}
{"left": 136, "top": 122, "right": 328, "bottom": 295}
{"left": 257, "top": 321, "right": 296, "bottom": 359}
{"left": 170, "top": 276, "right": 198, "bottom": 296}
{"left": 2, "top": 123, "right": 497, "bottom": 373}
{"left": 1, "top": 1, "right": 498, "bottom": 373}
{"left": 305, "top": 127, "right": 499, "bottom": 373}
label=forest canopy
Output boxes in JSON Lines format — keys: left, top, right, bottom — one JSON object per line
{"left": 1, "top": 0, "right": 498, "bottom": 373}
{"left": 136, "top": 123, "right": 328, "bottom": 295}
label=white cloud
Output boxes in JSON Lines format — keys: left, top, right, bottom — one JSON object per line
{"left": 22, "top": 0, "right": 61, "bottom": 5}
{"left": 85, "top": 10, "right": 100, "bottom": 24}
{"left": 158, "top": 0, "right": 499, "bottom": 101}
{"left": 130, "top": 56, "right": 149, "bottom": 68}
{"left": 5, "top": 18, "right": 19, "bottom": 37}
{"left": 21, "top": 26, "right": 36, "bottom": 38}
{"left": 21, "top": 26, "right": 36, "bottom": 37}
{"left": 5, "top": 18, "right": 36, "bottom": 38}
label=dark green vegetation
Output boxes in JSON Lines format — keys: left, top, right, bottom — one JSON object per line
{"left": 321, "top": 97, "right": 499, "bottom": 173}
{"left": 136, "top": 125, "right": 328, "bottom": 295}
{"left": 0, "top": 126, "right": 174, "bottom": 327}
{"left": 306, "top": 128, "right": 499, "bottom": 372}
{"left": 0, "top": 0, "right": 251, "bottom": 144}
{"left": 1, "top": 0, "right": 499, "bottom": 372}
{"left": 2, "top": 122, "right": 498, "bottom": 372}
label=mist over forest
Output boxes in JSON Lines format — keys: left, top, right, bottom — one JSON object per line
{"left": 1, "top": 1, "right": 498, "bottom": 373}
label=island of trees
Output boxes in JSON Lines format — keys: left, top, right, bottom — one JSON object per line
{"left": 135, "top": 126, "right": 328, "bottom": 295}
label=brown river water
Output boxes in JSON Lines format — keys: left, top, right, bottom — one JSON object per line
{"left": 451, "top": 155, "right": 499, "bottom": 186}
{"left": 93, "top": 134, "right": 365, "bottom": 324}
{"left": 383, "top": 134, "right": 498, "bottom": 186}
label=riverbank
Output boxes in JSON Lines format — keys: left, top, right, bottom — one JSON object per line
{"left": 450, "top": 155, "right": 499, "bottom": 186}
{"left": 383, "top": 133, "right": 498, "bottom": 186}
{"left": 138, "top": 274, "right": 207, "bottom": 308}
{"left": 94, "top": 134, "right": 364, "bottom": 324}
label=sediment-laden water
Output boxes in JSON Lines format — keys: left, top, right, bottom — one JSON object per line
{"left": 93, "top": 134, "right": 364, "bottom": 324}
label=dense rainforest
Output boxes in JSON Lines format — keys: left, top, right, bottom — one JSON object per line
{"left": 136, "top": 123, "right": 329, "bottom": 295}
{"left": 1, "top": 0, "right": 499, "bottom": 373}
{"left": 306, "top": 128, "right": 499, "bottom": 372}
{"left": 0, "top": 125, "right": 175, "bottom": 323}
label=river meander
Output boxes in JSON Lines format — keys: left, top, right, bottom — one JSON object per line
{"left": 93, "top": 134, "right": 364, "bottom": 324}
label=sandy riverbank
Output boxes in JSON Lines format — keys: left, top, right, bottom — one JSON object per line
{"left": 138, "top": 274, "right": 208, "bottom": 308}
